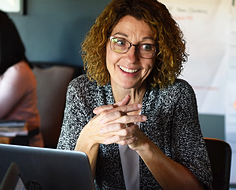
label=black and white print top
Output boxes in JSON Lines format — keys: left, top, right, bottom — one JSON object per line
{"left": 57, "top": 74, "right": 212, "bottom": 190}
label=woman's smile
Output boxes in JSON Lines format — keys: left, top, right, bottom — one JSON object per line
{"left": 118, "top": 65, "right": 140, "bottom": 74}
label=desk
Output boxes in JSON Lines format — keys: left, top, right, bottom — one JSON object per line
{"left": 0, "top": 137, "right": 11, "bottom": 144}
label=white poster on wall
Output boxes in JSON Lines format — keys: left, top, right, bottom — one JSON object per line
{"left": 161, "top": 0, "right": 230, "bottom": 114}
{"left": 226, "top": 6, "right": 236, "bottom": 182}
{"left": 160, "top": 0, "right": 236, "bottom": 183}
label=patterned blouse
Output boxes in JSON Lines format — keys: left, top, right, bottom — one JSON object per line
{"left": 57, "top": 74, "right": 212, "bottom": 190}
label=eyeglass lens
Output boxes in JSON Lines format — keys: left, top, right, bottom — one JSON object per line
{"left": 110, "top": 37, "right": 156, "bottom": 59}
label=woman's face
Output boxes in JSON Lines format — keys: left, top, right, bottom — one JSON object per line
{"left": 106, "top": 15, "right": 156, "bottom": 90}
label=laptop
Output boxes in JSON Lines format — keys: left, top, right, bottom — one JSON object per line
{"left": 0, "top": 162, "right": 27, "bottom": 190}
{"left": 0, "top": 144, "right": 95, "bottom": 190}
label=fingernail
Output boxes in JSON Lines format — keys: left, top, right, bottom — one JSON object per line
{"left": 137, "top": 104, "right": 142, "bottom": 108}
{"left": 142, "top": 116, "right": 147, "bottom": 121}
{"left": 93, "top": 108, "right": 98, "bottom": 114}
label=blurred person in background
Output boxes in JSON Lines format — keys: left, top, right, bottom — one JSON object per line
{"left": 0, "top": 10, "right": 44, "bottom": 147}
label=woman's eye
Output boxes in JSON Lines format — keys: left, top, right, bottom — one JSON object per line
{"left": 112, "top": 38, "right": 126, "bottom": 46}
{"left": 141, "top": 44, "right": 153, "bottom": 51}
{"left": 117, "top": 40, "right": 126, "bottom": 46}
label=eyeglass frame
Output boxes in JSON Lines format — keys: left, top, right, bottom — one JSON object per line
{"left": 109, "top": 36, "right": 157, "bottom": 59}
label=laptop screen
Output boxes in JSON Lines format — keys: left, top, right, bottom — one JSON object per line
{"left": 0, "top": 144, "right": 95, "bottom": 190}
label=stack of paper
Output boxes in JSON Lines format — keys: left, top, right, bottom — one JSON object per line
{"left": 0, "top": 120, "right": 28, "bottom": 137}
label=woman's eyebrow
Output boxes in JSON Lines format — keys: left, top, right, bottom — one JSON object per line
{"left": 142, "top": 37, "right": 155, "bottom": 42}
{"left": 113, "top": 32, "right": 155, "bottom": 41}
{"left": 112, "top": 32, "right": 128, "bottom": 37}
{"left": 112, "top": 33, "right": 155, "bottom": 42}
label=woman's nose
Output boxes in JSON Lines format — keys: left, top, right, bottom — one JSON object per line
{"left": 125, "top": 46, "right": 138, "bottom": 63}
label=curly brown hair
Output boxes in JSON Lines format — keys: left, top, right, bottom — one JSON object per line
{"left": 81, "top": 0, "right": 188, "bottom": 88}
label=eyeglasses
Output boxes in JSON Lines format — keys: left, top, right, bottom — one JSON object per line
{"left": 109, "top": 36, "right": 157, "bottom": 59}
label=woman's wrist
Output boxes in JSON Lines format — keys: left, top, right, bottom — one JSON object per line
{"left": 135, "top": 138, "right": 151, "bottom": 153}
{"left": 75, "top": 129, "right": 100, "bottom": 178}
{"left": 74, "top": 129, "right": 98, "bottom": 152}
{"left": 129, "top": 132, "right": 150, "bottom": 152}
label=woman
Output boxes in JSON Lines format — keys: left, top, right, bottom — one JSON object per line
{"left": 57, "top": 0, "right": 212, "bottom": 189}
{"left": 0, "top": 10, "right": 44, "bottom": 147}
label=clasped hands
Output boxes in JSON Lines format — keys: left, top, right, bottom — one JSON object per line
{"left": 81, "top": 95, "right": 147, "bottom": 150}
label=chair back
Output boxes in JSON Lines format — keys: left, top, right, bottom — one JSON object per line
{"left": 204, "top": 138, "right": 232, "bottom": 190}
{"left": 33, "top": 63, "right": 85, "bottom": 148}
{"left": 33, "top": 64, "right": 74, "bottom": 148}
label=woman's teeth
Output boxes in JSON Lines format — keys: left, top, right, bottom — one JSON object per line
{"left": 119, "top": 66, "right": 138, "bottom": 73}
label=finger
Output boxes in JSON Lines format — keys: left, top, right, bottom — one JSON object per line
{"left": 103, "top": 136, "right": 138, "bottom": 145}
{"left": 103, "top": 103, "right": 142, "bottom": 116}
{"left": 101, "top": 114, "right": 146, "bottom": 125}
{"left": 100, "top": 122, "right": 138, "bottom": 135}
{"left": 113, "top": 95, "right": 130, "bottom": 107}
{"left": 100, "top": 124, "right": 139, "bottom": 142}
{"left": 99, "top": 123, "right": 127, "bottom": 134}
{"left": 93, "top": 95, "right": 130, "bottom": 114}
{"left": 98, "top": 103, "right": 143, "bottom": 124}
{"left": 102, "top": 135, "right": 130, "bottom": 144}
{"left": 93, "top": 104, "right": 115, "bottom": 114}
{"left": 99, "top": 110, "right": 126, "bottom": 124}
{"left": 114, "top": 124, "right": 138, "bottom": 136}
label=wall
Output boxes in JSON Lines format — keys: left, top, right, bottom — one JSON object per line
{"left": 199, "top": 114, "right": 225, "bottom": 140}
{"left": 7, "top": 0, "right": 225, "bottom": 140}
{"left": 8, "top": 0, "right": 111, "bottom": 66}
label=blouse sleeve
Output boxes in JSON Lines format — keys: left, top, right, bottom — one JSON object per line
{"left": 171, "top": 80, "right": 212, "bottom": 189}
{"left": 57, "top": 76, "right": 95, "bottom": 150}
